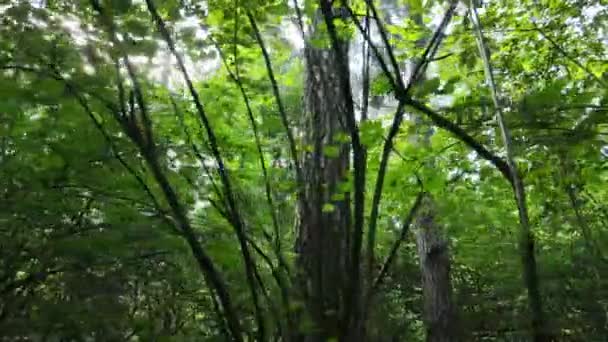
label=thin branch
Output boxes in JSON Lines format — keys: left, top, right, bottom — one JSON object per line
{"left": 347, "top": 6, "right": 399, "bottom": 92}
{"left": 213, "top": 23, "right": 281, "bottom": 249}
{"left": 1, "top": 64, "right": 185, "bottom": 239}
{"left": 143, "top": 1, "right": 263, "bottom": 339}
{"left": 169, "top": 96, "right": 225, "bottom": 207}
{"left": 246, "top": 11, "right": 307, "bottom": 215}
{"left": 366, "top": 1, "right": 456, "bottom": 286}
{"left": 369, "top": 191, "right": 424, "bottom": 297}
{"left": 407, "top": 99, "right": 512, "bottom": 181}
{"left": 67, "top": 80, "right": 177, "bottom": 232}
{"left": 364, "top": 0, "right": 406, "bottom": 91}
{"left": 247, "top": 236, "right": 295, "bottom": 338}
{"left": 583, "top": 190, "right": 608, "bottom": 225}
{"left": 360, "top": 5, "right": 371, "bottom": 122}
{"left": 211, "top": 35, "right": 294, "bottom": 287}
{"left": 405, "top": 3, "right": 456, "bottom": 93}
{"left": 470, "top": 5, "right": 546, "bottom": 340}
{"left": 346, "top": 2, "right": 511, "bottom": 185}
{"left": 89, "top": 0, "right": 155, "bottom": 149}
{"left": 535, "top": 26, "right": 607, "bottom": 88}
{"left": 85, "top": 2, "right": 247, "bottom": 339}
{"left": 1, "top": 251, "right": 170, "bottom": 297}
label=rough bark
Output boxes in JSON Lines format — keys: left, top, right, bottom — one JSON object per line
{"left": 295, "top": 8, "right": 352, "bottom": 341}
{"left": 415, "top": 194, "right": 457, "bottom": 342}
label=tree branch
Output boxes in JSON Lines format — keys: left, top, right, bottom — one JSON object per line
{"left": 143, "top": 1, "right": 263, "bottom": 339}
{"left": 246, "top": 11, "right": 305, "bottom": 199}
{"left": 470, "top": 5, "right": 546, "bottom": 339}
{"left": 366, "top": 1, "right": 457, "bottom": 288}
{"left": 369, "top": 191, "right": 424, "bottom": 298}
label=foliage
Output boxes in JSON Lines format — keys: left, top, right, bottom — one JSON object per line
{"left": 1, "top": 0, "right": 607, "bottom": 340}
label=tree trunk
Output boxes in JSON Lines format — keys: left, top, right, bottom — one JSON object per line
{"left": 415, "top": 194, "right": 457, "bottom": 342}
{"left": 295, "top": 7, "right": 352, "bottom": 341}
{"left": 403, "top": 4, "right": 457, "bottom": 339}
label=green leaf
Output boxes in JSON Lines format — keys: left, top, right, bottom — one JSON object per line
{"left": 323, "top": 145, "right": 340, "bottom": 158}
{"left": 520, "top": 79, "right": 567, "bottom": 111}
{"left": 207, "top": 9, "right": 224, "bottom": 27}
{"left": 330, "top": 193, "right": 345, "bottom": 201}
{"left": 413, "top": 77, "right": 440, "bottom": 98}
{"left": 334, "top": 132, "right": 350, "bottom": 143}
{"left": 371, "top": 74, "right": 393, "bottom": 96}
{"left": 359, "top": 120, "right": 384, "bottom": 147}
{"left": 110, "top": 0, "right": 132, "bottom": 14}
{"left": 407, "top": 0, "right": 423, "bottom": 15}
{"left": 322, "top": 203, "right": 335, "bottom": 213}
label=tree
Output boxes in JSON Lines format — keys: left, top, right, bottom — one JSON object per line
{"left": 1, "top": 0, "right": 608, "bottom": 341}
{"left": 415, "top": 194, "right": 457, "bottom": 342}
{"left": 296, "top": 4, "right": 356, "bottom": 340}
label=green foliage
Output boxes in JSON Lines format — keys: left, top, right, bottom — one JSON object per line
{"left": 1, "top": 0, "right": 607, "bottom": 341}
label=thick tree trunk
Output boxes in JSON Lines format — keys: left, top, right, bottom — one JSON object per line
{"left": 415, "top": 194, "right": 457, "bottom": 342}
{"left": 295, "top": 8, "right": 352, "bottom": 341}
